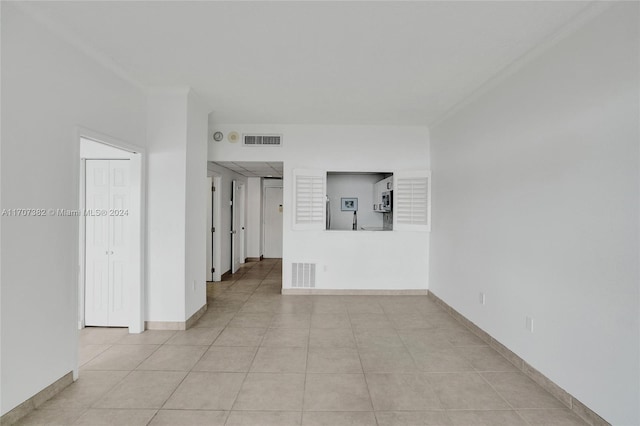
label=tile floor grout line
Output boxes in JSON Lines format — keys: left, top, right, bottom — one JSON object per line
{"left": 78, "top": 342, "right": 113, "bottom": 367}
{"left": 154, "top": 261, "right": 256, "bottom": 421}
{"left": 391, "top": 303, "right": 454, "bottom": 425}
{"left": 225, "top": 262, "right": 271, "bottom": 415}
{"left": 476, "top": 368, "right": 521, "bottom": 416}
{"left": 345, "top": 302, "right": 379, "bottom": 426}
{"left": 67, "top": 260, "right": 588, "bottom": 426}
{"left": 300, "top": 292, "right": 312, "bottom": 422}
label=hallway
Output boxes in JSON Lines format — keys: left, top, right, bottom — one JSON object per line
{"left": 17, "top": 260, "right": 586, "bottom": 425}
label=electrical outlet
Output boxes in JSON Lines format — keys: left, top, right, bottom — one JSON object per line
{"left": 479, "top": 292, "right": 486, "bottom": 305}
{"left": 525, "top": 316, "right": 534, "bottom": 332}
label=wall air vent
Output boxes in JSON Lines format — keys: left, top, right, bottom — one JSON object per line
{"left": 243, "top": 134, "right": 282, "bottom": 147}
{"left": 291, "top": 263, "right": 316, "bottom": 288}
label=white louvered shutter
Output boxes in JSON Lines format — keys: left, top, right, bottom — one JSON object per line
{"left": 393, "top": 170, "right": 431, "bottom": 231}
{"left": 292, "top": 169, "right": 326, "bottom": 230}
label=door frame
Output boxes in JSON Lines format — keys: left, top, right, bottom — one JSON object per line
{"left": 76, "top": 127, "right": 146, "bottom": 334}
{"left": 231, "top": 181, "right": 246, "bottom": 273}
{"left": 231, "top": 179, "right": 238, "bottom": 273}
{"left": 208, "top": 174, "right": 222, "bottom": 282}
{"left": 206, "top": 177, "right": 214, "bottom": 282}
{"left": 263, "top": 179, "right": 284, "bottom": 258}
{"left": 238, "top": 182, "right": 246, "bottom": 265}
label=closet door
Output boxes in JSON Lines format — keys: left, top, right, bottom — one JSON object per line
{"left": 85, "top": 160, "right": 130, "bottom": 327}
{"left": 231, "top": 180, "right": 239, "bottom": 274}
{"left": 85, "top": 160, "right": 111, "bottom": 326}
{"left": 106, "top": 160, "right": 130, "bottom": 326}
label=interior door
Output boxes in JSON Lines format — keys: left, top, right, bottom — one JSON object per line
{"left": 206, "top": 178, "right": 214, "bottom": 281}
{"left": 238, "top": 183, "right": 246, "bottom": 265}
{"left": 85, "top": 160, "right": 110, "bottom": 326}
{"left": 85, "top": 159, "right": 130, "bottom": 327}
{"left": 264, "top": 186, "right": 283, "bottom": 258}
{"left": 231, "top": 180, "right": 239, "bottom": 273}
{"left": 106, "top": 160, "right": 130, "bottom": 326}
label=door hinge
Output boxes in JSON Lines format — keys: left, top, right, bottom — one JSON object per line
{"left": 211, "top": 268, "right": 215, "bottom": 273}
{"left": 230, "top": 200, "right": 233, "bottom": 206}
{"left": 211, "top": 227, "right": 215, "bottom": 233}
{"left": 212, "top": 186, "right": 215, "bottom": 192}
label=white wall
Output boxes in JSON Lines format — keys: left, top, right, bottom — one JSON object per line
{"left": 327, "top": 173, "right": 385, "bottom": 230}
{"left": 246, "top": 177, "right": 262, "bottom": 258}
{"left": 0, "top": 3, "right": 147, "bottom": 415}
{"left": 146, "top": 90, "right": 188, "bottom": 322}
{"left": 146, "top": 89, "right": 208, "bottom": 322}
{"left": 184, "top": 92, "right": 208, "bottom": 318}
{"left": 80, "top": 138, "right": 133, "bottom": 159}
{"left": 429, "top": 4, "right": 639, "bottom": 425}
{"left": 208, "top": 125, "right": 430, "bottom": 290}
{"left": 207, "top": 163, "right": 248, "bottom": 275}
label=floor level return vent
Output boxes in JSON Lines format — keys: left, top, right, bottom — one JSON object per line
{"left": 291, "top": 263, "right": 316, "bottom": 288}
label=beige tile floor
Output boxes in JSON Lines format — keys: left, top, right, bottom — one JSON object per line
{"left": 16, "top": 259, "right": 588, "bottom": 426}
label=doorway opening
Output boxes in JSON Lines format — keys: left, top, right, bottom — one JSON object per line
{"left": 207, "top": 162, "right": 284, "bottom": 280}
{"left": 263, "top": 180, "right": 283, "bottom": 258}
{"left": 77, "top": 129, "right": 145, "bottom": 334}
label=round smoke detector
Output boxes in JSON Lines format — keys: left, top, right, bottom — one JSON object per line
{"left": 228, "top": 131, "right": 239, "bottom": 143}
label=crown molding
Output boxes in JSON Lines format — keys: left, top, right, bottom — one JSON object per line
{"left": 11, "top": 2, "right": 148, "bottom": 94}
{"left": 430, "top": 1, "right": 614, "bottom": 129}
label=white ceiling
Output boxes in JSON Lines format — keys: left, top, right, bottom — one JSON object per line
{"left": 212, "top": 161, "right": 283, "bottom": 178}
{"left": 27, "top": 1, "right": 592, "bottom": 125}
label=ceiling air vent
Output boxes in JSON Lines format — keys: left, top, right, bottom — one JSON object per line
{"left": 243, "top": 134, "right": 282, "bottom": 147}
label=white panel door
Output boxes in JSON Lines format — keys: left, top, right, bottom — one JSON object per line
{"left": 238, "top": 183, "right": 246, "bottom": 265}
{"left": 85, "top": 160, "right": 110, "bottom": 326}
{"left": 264, "top": 186, "right": 283, "bottom": 258}
{"left": 85, "top": 159, "right": 131, "bottom": 327}
{"left": 206, "top": 178, "right": 214, "bottom": 281}
{"left": 107, "top": 160, "right": 130, "bottom": 326}
{"left": 231, "top": 180, "right": 239, "bottom": 273}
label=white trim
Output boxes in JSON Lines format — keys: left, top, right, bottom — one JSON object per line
{"left": 282, "top": 289, "right": 428, "bottom": 296}
{"left": 207, "top": 174, "right": 223, "bottom": 282}
{"left": 214, "top": 176, "right": 222, "bottom": 281}
{"left": 262, "top": 178, "right": 284, "bottom": 259}
{"left": 238, "top": 182, "right": 246, "bottom": 264}
{"left": 75, "top": 127, "right": 146, "bottom": 339}
{"left": 77, "top": 158, "right": 86, "bottom": 329}
{"left": 431, "top": 2, "right": 613, "bottom": 127}
{"left": 206, "top": 177, "right": 214, "bottom": 282}
{"left": 13, "top": 2, "right": 147, "bottom": 93}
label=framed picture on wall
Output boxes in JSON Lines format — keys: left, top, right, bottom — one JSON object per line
{"left": 341, "top": 197, "right": 358, "bottom": 211}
